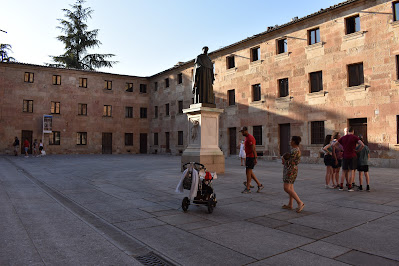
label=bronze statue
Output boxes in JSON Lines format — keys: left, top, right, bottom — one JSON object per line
{"left": 192, "top": 46, "right": 214, "bottom": 104}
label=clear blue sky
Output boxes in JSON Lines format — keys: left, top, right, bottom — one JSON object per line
{"left": 1, "top": 0, "right": 341, "bottom": 76}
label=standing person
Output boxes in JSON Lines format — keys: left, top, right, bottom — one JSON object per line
{"left": 322, "top": 135, "right": 333, "bottom": 188}
{"left": 13, "top": 136, "right": 20, "bottom": 156}
{"left": 238, "top": 140, "right": 246, "bottom": 166}
{"left": 332, "top": 132, "right": 344, "bottom": 188}
{"left": 356, "top": 135, "right": 371, "bottom": 192}
{"left": 23, "top": 138, "right": 30, "bottom": 158}
{"left": 39, "top": 139, "right": 44, "bottom": 156}
{"left": 337, "top": 127, "right": 364, "bottom": 191}
{"left": 240, "top": 126, "right": 264, "bottom": 193}
{"left": 33, "top": 139, "right": 38, "bottom": 157}
{"left": 282, "top": 136, "right": 305, "bottom": 213}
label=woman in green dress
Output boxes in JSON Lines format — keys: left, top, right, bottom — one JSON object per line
{"left": 282, "top": 136, "right": 305, "bottom": 213}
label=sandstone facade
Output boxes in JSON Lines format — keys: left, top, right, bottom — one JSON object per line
{"left": 1, "top": 0, "right": 399, "bottom": 167}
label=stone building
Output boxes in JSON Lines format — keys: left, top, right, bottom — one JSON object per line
{"left": 1, "top": 0, "right": 399, "bottom": 167}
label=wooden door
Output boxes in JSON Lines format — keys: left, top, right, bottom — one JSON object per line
{"left": 21, "top": 130, "right": 33, "bottom": 154}
{"left": 165, "top": 132, "right": 170, "bottom": 153}
{"left": 140, "top": 133, "right": 147, "bottom": 154}
{"left": 279, "top": 124, "right": 291, "bottom": 156}
{"left": 102, "top": 133, "right": 112, "bottom": 154}
{"left": 229, "top": 127, "right": 237, "bottom": 155}
{"left": 349, "top": 118, "right": 367, "bottom": 143}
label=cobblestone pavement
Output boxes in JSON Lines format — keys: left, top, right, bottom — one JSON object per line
{"left": 1, "top": 154, "right": 399, "bottom": 265}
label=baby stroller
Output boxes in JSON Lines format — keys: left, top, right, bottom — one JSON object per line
{"left": 179, "top": 162, "right": 217, "bottom": 213}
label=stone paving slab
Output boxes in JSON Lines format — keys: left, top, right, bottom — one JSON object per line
{"left": 335, "top": 250, "right": 399, "bottom": 266}
{"left": 299, "top": 241, "right": 352, "bottom": 259}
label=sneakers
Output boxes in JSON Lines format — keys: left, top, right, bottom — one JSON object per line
{"left": 366, "top": 185, "right": 370, "bottom": 192}
{"left": 243, "top": 181, "right": 254, "bottom": 188}
{"left": 257, "top": 184, "right": 264, "bottom": 193}
{"left": 357, "top": 185, "right": 363, "bottom": 191}
{"left": 339, "top": 186, "right": 344, "bottom": 191}
{"left": 348, "top": 187, "right": 354, "bottom": 192}
{"left": 242, "top": 188, "right": 251, "bottom": 194}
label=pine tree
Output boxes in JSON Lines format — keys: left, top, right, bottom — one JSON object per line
{"left": 50, "top": 0, "right": 116, "bottom": 70}
{"left": 0, "top": 44, "right": 16, "bottom": 62}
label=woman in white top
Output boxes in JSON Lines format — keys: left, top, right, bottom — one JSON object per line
{"left": 238, "top": 140, "right": 246, "bottom": 166}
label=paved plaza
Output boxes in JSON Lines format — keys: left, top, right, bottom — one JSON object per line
{"left": 1, "top": 154, "right": 399, "bottom": 265}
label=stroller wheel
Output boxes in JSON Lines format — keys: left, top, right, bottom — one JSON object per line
{"left": 207, "top": 198, "right": 214, "bottom": 214}
{"left": 182, "top": 197, "right": 190, "bottom": 212}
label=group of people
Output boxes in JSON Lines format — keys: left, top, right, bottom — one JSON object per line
{"left": 239, "top": 126, "right": 305, "bottom": 213}
{"left": 12, "top": 137, "right": 45, "bottom": 158}
{"left": 322, "top": 127, "right": 371, "bottom": 192}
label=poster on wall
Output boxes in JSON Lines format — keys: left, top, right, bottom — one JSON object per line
{"left": 43, "top": 115, "right": 53, "bottom": 133}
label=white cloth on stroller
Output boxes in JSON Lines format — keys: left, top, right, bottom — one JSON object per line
{"left": 175, "top": 168, "right": 199, "bottom": 200}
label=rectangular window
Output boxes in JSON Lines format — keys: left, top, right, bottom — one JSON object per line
{"left": 51, "top": 101, "right": 60, "bottom": 114}
{"left": 252, "top": 84, "right": 261, "bottom": 102}
{"left": 125, "top": 107, "right": 133, "bottom": 118}
{"left": 251, "top": 47, "right": 260, "bottom": 62}
{"left": 397, "top": 115, "right": 399, "bottom": 144}
{"left": 52, "top": 75, "right": 61, "bottom": 85}
{"left": 346, "top": 15, "right": 360, "bottom": 34}
{"left": 226, "top": 55, "right": 235, "bottom": 69}
{"left": 178, "top": 100, "right": 183, "bottom": 114}
{"left": 79, "top": 78, "right": 87, "bottom": 88}
{"left": 165, "top": 103, "right": 170, "bottom": 116}
{"left": 178, "top": 131, "right": 184, "bottom": 146}
{"left": 154, "top": 106, "right": 158, "bottom": 118}
{"left": 277, "top": 38, "right": 288, "bottom": 54}
{"left": 140, "top": 84, "right": 147, "bottom": 93}
{"left": 311, "top": 121, "right": 325, "bottom": 144}
{"left": 308, "top": 28, "right": 320, "bottom": 45}
{"left": 394, "top": 1, "right": 399, "bottom": 21}
{"left": 126, "top": 83, "right": 133, "bottom": 92}
{"left": 253, "top": 126, "right": 262, "bottom": 145}
{"left": 310, "top": 71, "right": 323, "bottom": 93}
{"left": 125, "top": 133, "right": 133, "bottom": 146}
{"left": 228, "top": 89, "right": 235, "bottom": 106}
{"left": 24, "top": 72, "right": 34, "bottom": 83}
{"left": 165, "top": 78, "right": 169, "bottom": 88}
{"left": 105, "top": 80, "right": 112, "bottom": 90}
{"left": 154, "top": 82, "right": 158, "bottom": 91}
{"left": 154, "top": 133, "right": 159, "bottom": 146}
{"left": 49, "top": 131, "right": 61, "bottom": 145}
{"left": 140, "top": 107, "right": 147, "bottom": 118}
{"left": 178, "top": 73, "right": 183, "bottom": 84}
{"left": 348, "top": 63, "right": 364, "bottom": 87}
{"left": 78, "top": 103, "right": 87, "bottom": 116}
{"left": 279, "top": 78, "right": 289, "bottom": 97}
{"left": 23, "top": 100, "right": 33, "bottom": 113}
{"left": 396, "top": 55, "right": 399, "bottom": 80}
{"left": 77, "top": 132, "right": 87, "bottom": 145}
{"left": 103, "top": 105, "right": 112, "bottom": 117}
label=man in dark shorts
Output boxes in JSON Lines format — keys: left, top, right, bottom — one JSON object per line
{"left": 337, "top": 127, "right": 364, "bottom": 191}
{"left": 240, "top": 126, "right": 264, "bottom": 193}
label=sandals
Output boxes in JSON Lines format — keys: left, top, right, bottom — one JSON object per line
{"left": 282, "top": 205, "right": 293, "bottom": 210}
{"left": 296, "top": 203, "right": 305, "bottom": 213}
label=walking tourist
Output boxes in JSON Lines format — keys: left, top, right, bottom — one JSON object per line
{"left": 33, "top": 139, "right": 38, "bottom": 157}
{"left": 356, "top": 135, "right": 371, "bottom": 192}
{"left": 282, "top": 136, "right": 305, "bottom": 213}
{"left": 337, "top": 127, "right": 364, "bottom": 191}
{"left": 238, "top": 140, "right": 246, "bottom": 166}
{"left": 23, "top": 138, "right": 30, "bottom": 158}
{"left": 240, "top": 126, "right": 264, "bottom": 193}
{"left": 13, "top": 136, "right": 19, "bottom": 156}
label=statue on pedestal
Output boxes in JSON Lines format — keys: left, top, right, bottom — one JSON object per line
{"left": 192, "top": 46, "right": 214, "bottom": 104}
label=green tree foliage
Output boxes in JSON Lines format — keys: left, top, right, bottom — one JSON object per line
{"left": 0, "top": 44, "right": 16, "bottom": 62}
{"left": 50, "top": 0, "right": 116, "bottom": 70}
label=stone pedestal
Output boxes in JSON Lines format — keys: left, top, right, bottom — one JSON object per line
{"left": 181, "top": 103, "right": 225, "bottom": 173}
